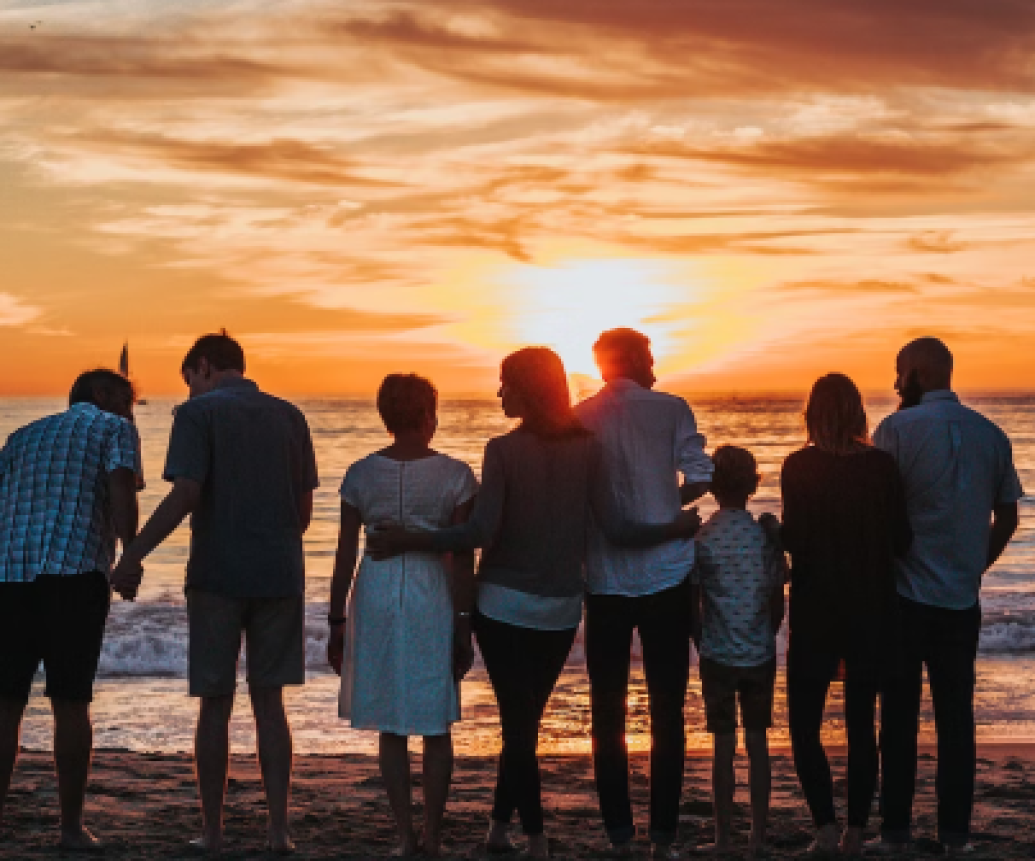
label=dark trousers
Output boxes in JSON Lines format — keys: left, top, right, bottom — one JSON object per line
{"left": 880, "top": 598, "right": 981, "bottom": 848}
{"left": 585, "top": 577, "right": 692, "bottom": 846}
{"left": 474, "top": 612, "right": 577, "bottom": 836}
{"left": 788, "top": 650, "right": 880, "bottom": 829}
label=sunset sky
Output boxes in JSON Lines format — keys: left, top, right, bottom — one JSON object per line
{"left": 2, "top": 0, "right": 1035, "bottom": 395}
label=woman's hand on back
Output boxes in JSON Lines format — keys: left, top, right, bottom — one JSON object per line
{"left": 365, "top": 525, "right": 409, "bottom": 560}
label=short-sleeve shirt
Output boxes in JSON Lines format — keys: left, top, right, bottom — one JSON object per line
{"left": 575, "top": 380, "right": 714, "bottom": 597}
{"left": 692, "top": 509, "right": 784, "bottom": 667}
{"left": 163, "top": 377, "right": 318, "bottom": 598}
{"left": 0, "top": 403, "right": 141, "bottom": 581}
{"left": 874, "top": 391, "right": 1024, "bottom": 610}
{"left": 340, "top": 452, "right": 478, "bottom": 532}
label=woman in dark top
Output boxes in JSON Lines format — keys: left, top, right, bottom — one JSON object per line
{"left": 777, "top": 373, "right": 911, "bottom": 856}
{"left": 369, "top": 348, "right": 697, "bottom": 858}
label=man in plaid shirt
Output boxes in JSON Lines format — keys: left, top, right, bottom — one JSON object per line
{"left": 0, "top": 369, "right": 140, "bottom": 851}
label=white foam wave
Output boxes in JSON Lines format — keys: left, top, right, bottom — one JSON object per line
{"left": 91, "top": 595, "right": 1035, "bottom": 679}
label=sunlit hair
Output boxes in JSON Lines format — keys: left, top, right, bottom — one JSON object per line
{"left": 710, "top": 445, "right": 760, "bottom": 499}
{"left": 501, "top": 347, "right": 588, "bottom": 439}
{"left": 804, "top": 373, "right": 871, "bottom": 455}
{"left": 377, "top": 373, "right": 438, "bottom": 435}
{"left": 592, "top": 328, "right": 650, "bottom": 375}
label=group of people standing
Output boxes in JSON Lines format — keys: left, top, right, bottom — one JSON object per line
{"left": 0, "top": 328, "right": 1022, "bottom": 859}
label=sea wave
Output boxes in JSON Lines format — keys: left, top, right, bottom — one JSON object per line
{"left": 92, "top": 596, "right": 1035, "bottom": 679}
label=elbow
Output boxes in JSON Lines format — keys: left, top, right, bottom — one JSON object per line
{"left": 994, "top": 504, "right": 1021, "bottom": 538}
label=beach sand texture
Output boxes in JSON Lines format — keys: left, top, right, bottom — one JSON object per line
{"left": 2, "top": 747, "right": 1034, "bottom": 858}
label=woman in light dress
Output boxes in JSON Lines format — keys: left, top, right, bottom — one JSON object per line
{"left": 327, "top": 374, "right": 478, "bottom": 858}
{"left": 368, "top": 348, "right": 700, "bottom": 859}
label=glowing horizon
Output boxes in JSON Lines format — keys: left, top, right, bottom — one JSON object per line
{"left": 2, "top": 0, "right": 1035, "bottom": 397}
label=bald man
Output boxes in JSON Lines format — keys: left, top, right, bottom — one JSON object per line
{"left": 870, "top": 338, "right": 1023, "bottom": 856}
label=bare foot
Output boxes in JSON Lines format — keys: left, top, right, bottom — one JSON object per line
{"left": 267, "top": 834, "right": 297, "bottom": 856}
{"left": 189, "top": 835, "right": 223, "bottom": 856}
{"left": 58, "top": 826, "right": 104, "bottom": 853}
{"left": 527, "top": 834, "right": 550, "bottom": 858}
{"left": 840, "top": 827, "right": 863, "bottom": 858}
{"left": 698, "top": 842, "right": 736, "bottom": 856}
{"left": 391, "top": 831, "right": 421, "bottom": 858}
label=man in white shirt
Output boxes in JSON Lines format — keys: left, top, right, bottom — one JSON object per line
{"left": 575, "top": 329, "right": 713, "bottom": 858}
{"left": 871, "top": 338, "right": 1022, "bottom": 856}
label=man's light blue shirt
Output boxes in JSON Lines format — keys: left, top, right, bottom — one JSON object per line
{"left": 873, "top": 390, "right": 1024, "bottom": 610}
{"left": 575, "top": 379, "right": 713, "bottom": 597}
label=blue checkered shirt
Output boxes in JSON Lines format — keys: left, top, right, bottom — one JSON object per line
{"left": 0, "top": 403, "right": 141, "bottom": 582}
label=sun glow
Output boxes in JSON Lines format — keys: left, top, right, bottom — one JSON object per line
{"left": 500, "top": 260, "right": 687, "bottom": 379}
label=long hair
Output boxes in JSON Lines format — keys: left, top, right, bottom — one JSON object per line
{"left": 804, "top": 373, "right": 871, "bottom": 455}
{"left": 501, "top": 347, "right": 587, "bottom": 439}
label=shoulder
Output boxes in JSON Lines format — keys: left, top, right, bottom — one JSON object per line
{"left": 782, "top": 445, "right": 816, "bottom": 470}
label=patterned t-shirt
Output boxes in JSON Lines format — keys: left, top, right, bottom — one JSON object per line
{"left": 0, "top": 402, "right": 140, "bottom": 582}
{"left": 692, "top": 508, "right": 786, "bottom": 667}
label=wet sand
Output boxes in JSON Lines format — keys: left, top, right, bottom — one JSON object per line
{"left": 2, "top": 745, "right": 1034, "bottom": 858}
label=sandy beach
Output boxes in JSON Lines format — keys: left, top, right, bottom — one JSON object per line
{"left": 2, "top": 744, "right": 1033, "bottom": 858}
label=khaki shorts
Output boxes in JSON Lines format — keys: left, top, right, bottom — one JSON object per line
{"left": 700, "top": 656, "right": 776, "bottom": 735}
{"left": 186, "top": 590, "right": 306, "bottom": 698}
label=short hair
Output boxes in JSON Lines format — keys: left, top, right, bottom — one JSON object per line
{"left": 710, "top": 445, "right": 760, "bottom": 499}
{"left": 900, "top": 337, "right": 953, "bottom": 377}
{"left": 804, "top": 373, "right": 870, "bottom": 455}
{"left": 181, "top": 330, "right": 245, "bottom": 375}
{"left": 376, "top": 374, "right": 438, "bottom": 434}
{"left": 69, "top": 369, "right": 135, "bottom": 409}
{"left": 592, "top": 328, "right": 651, "bottom": 367}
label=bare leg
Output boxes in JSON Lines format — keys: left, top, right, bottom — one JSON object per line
{"left": 421, "top": 734, "right": 453, "bottom": 856}
{"left": 708, "top": 733, "right": 736, "bottom": 853}
{"left": 250, "top": 686, "right": 295, "bottom": 853}
{"left": 51, "top": 700, "right": 101, "bottom": 849}
{"left": 0, "top": 699, "right": 25, "bottom": 829}
{"left": 195, "top": 694, "right": 234, "bottom": 853}
{"left": 380, "top": 733, "right": 418, "bottom": 856}
{"left": 745, "top": 731, "right": 771, "bottom": 857}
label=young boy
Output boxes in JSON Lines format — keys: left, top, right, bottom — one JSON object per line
{"left": 691, "top": 445, "right": 787, "bottom": 857}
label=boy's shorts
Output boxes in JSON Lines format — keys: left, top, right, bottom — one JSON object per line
{"left": 699, "top": 655, "right": 776, "bottom": 735}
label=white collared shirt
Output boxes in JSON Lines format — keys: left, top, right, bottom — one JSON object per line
{"left": 874, "top": 390, "right": 1024, "bottom": 610}
{"left": 575, "top": 379, "right": 713, "bottom": 596}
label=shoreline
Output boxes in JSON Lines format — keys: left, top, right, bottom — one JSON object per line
{"left": 3, "top": 747, "right": 1034, "bottom": 858}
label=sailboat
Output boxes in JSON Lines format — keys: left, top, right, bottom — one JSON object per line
{"left": 119, "top": 342, "right": 147, "bottom": 405}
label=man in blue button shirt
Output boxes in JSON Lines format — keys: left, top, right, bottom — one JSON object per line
{"left": 871, "top": 338, "right": 1022, "bottom": 856}
{"left": 113, "top": 332, "right": 318, "bottom": 855}
{"left": 0, "top": 370, "right": 140, "bottom": 851}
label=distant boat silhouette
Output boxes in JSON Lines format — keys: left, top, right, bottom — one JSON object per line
{"left": 119, "top": 341, "right": 147, "bottom": 405}
{"left": 119, "top": 342, "right": 147, "bottom": 490}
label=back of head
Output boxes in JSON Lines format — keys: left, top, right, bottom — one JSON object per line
{"left": 69, "top": 369, "right": 135, "bottom": 415}
{"left": 710, "top": 445, "right": 760, "bottom": 501}
{"left": 805, "top": 373, "right": 870, "bottom": 455}
{"left": 501, "top": 347, "right": 585, "bottom": 439}
{"left": 376, "top": 373, "right": 438, "bottom": 434}
{"left": 592, "top": 328, "right": 651, "bottom": 381}
{"left": 899, "top": 336, "right": 953, "bottom": 392}
{"left": 181, "top": 330, "right": 246, "bottom": 375}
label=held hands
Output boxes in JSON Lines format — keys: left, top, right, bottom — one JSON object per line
{"left": 672, "top": 506, "right": 702, "bottom": 539}
{"left": 111, "top": 555, "right": 144, "bottom": 601}
{"left": 758, "top": 512, "right": 783, "bottom": 549}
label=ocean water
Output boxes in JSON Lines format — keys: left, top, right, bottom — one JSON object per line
{"left": 2, "top": 393, "right": 1033, "bottom": 754}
